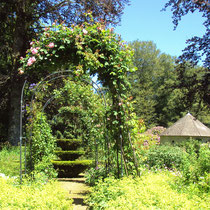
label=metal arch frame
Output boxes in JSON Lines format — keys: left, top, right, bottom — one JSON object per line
{"left": 20, "top": 70, "right": 110, "bottom": 183}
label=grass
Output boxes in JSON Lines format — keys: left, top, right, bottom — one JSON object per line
{"left": 0, "top": 145, "right": 73, "bottom": 209}
{"left": 0, "top": 146, "right": 24, "bottom": 177}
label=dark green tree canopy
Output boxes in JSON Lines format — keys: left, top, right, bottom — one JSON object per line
{"left": 163, "top": 0, "right": 209, "bottom": 68}
{"left": 129, "top": 40, "right": 209, "bottom": 127}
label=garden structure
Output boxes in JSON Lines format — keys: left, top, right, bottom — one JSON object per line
{"left": 19, "top": 17, "right": 138, "bottom": 182}
{"left": 160, "top": 113, "right": 210, "bottom": 144}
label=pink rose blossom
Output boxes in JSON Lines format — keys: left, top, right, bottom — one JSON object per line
{"left": 30, "top": 41, "right": 34, "bottom": 46}
{"left": 44, "top": 27, "right": 49, "bottom": 31}
{"left": 118, "top": 102, "right": 122, "bottom": 106}
{"left": 27, "top": 56, "right": 36, "bottom": 66}
{"left": 20, "top": 57, "right": 23, "bottom": 60}
{"left": 83, "top": 29, "right": 88, "bottom": 34}
{"left": 48, "top": 42, "right": 54, "bottom": 48}
{"left": 31, "top": 48, "right": 38, "bottom": 55}
{"left": 18, "top": 68, "right": 24, "bottom": 74}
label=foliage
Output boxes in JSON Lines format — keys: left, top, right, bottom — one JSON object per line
{"left": 0, "top": 0, "right": 130, "bottom": 146}
{"left": 57, "top": 139, "right": 83, "bottom": 150}
{"left": 129, "top": 40, "right": 209, "bottom": 127}
{"left": 52, "top": 160, "right": 92, "bottom": 178}
{"left": 55, "top": 150, "right": 85, "bottom": 160}
{"left": 0, "top": 146, "right": 20, "bottom": 177}
{"left": 85, "top": 166, "right": 107, "bottom": 186}
{"left": 19, "top": 19, "right": 136, "bottom": 177}
{"left": 51, "top": 160, "right": 93, "bottom": 166}
{"left": 176, "top": 140, "right": 210, "bottom": 185}
{"left": 167, "top": 63, "right": 209, "bottom": 126}
{"left": 48, "top": 78, "right": 106, "bottom": 152}
{"left": 145, "top": 126, "right": 166, "bottom": 136}
{"left": 0, "top": 177, "right": 73, "bottom": 209}
{"left": 163, "top": 0, "right": 209, "bottom": 68}
{"left": 26, "top": 111, "right": 56, "bottom": 177}
{"left": 135, "top": 134, "right": 160, "bottom": 151}
{"left": 133, "top": 127, "right": 166, "bottom": 159}
{"left": 86, "top": 171, "right": 209, "bottom": 209}
{"left": 143, "top": 145, "right": 188, "bottom": 170}
{"left": 128, "top": 40, "right": 176, "bottom": 127}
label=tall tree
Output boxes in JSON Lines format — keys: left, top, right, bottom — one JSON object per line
{"left": 167, "top": 62, "right": 209, "bottom": 125}
{"left": 129, "top": 40, "right": 209, "bottom": 127}
{"left": 163, "top": 0, "right": 209, "bottom": 68}
{"left": 128, "top": 40, "right": 176, "bottom": 127}
{"left": 0, "top": 0, "right": 130, "bottom": 145}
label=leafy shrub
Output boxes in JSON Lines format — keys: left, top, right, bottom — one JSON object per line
{"left": 179, "top": 140, "right": 210, "bottom": 186}
{"left": 85, "top": 166, "right": 107, "bottom": 186}
{"left": 135, "top": 126, "right": 166, "bottom": 150}
{"left": 86, "top": 172, "right": 209, "bottom": 209}
{"left": 144, "top": 145, "right": 187, "bottom": 170}
{"left": 26, "top": 112, "right": 56, "bottom": 177}
{"left": 0, "top": 177, "right": 73, "bottom": 209}
{"left": 145, "top": 126, "right": 166, "bottom": 136}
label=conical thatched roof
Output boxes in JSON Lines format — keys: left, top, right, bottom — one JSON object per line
{"left": 160, "top": 113, "right": 210, "bottom": 137}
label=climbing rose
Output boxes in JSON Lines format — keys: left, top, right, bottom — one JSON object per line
{"left": 18, "top": 68, "right": 24, "bottom": 74}
{"left": 27, "top": 56, "right": 36, "bottom": 66}
{"left": 31, "top": 48, "right": 38, "bottom": 55}
{"left": 48, "top": 42, "right": 54, "bottom": 48}
{"left": 83, "top": 29, "right": 88, "bottom": 34}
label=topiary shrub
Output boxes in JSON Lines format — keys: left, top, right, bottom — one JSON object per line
{"left": 56, "top": 139, "right": 82, "bottom": 150}
{"left": 52, "top": 160, "right": 92, "bottom": 178}
{"left": 55, "top": 150, "right": 85, "bottom": 160}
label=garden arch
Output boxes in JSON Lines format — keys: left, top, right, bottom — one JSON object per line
{"left": 20, "top": 70, "right": 111, "bottom": 181}
{"left": 19, "top": 19, "right": 135, "bottom": 182}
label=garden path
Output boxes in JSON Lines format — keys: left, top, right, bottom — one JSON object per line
{"left": 58, "top": 174, "right": 90, "bottom": 210}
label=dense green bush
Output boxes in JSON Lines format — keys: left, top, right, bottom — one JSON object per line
{"left": 55, "top": 150, "right": 85, "bottom": 160}
{"left": 26, "top": 112, "right": 56, "bottom": 177}
{"left": 178, "top": 140, "right": 210, "bottom": 186}
{"left": 86, "top": 172, "right": 209, "bottom": 209}
{"left": 144, "top": 144, "right": 187, "bottom": 170}
{"left": 0, "top": 177, "right": 73, "bottom": 209}
{"left": 56, "top": 139, "right": 82, "bottom": 150}
{"left": 52, "top": 160, "right": 92, "bottom": 177}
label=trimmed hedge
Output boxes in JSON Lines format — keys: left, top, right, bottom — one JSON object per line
{"left": 52, "top": 160, "right": 92, "bottom": 178}
{"left": 55, "top": 150, "right": 85, "bottom": 160}
{"left": 56, "top": 139, "right": 82, "bottom": 150}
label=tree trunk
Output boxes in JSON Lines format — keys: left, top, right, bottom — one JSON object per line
{"left": 7, "top": 2, "right": 28, "bottom": 145}
{"left": 8, "top": 81, "right": 23, "bottom": 145}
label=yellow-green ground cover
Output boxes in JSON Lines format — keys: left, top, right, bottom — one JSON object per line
{"left": 0, "top": 177, "right": 73, "bottom": 209}
{"left": 87, "top": 171, "right": 209, "bottom": 209}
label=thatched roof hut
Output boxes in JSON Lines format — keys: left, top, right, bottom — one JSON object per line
{"left": 160, "top": 113, "right": 210, "bottom": 144}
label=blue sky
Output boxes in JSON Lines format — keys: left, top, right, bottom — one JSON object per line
{"left": 115, "top": 0, "right": 206, "bottom": 57}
